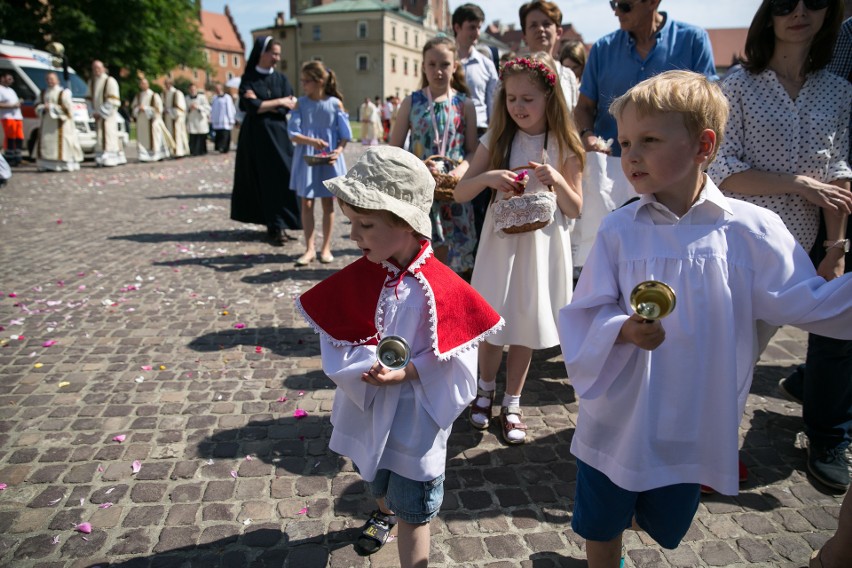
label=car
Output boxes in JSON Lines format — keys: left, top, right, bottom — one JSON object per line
{"left": 0, "top": 39, "right": 129, "bottom": 159}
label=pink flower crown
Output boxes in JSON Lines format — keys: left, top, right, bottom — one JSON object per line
{"left": 500, "top": 57, "right": 557, "bottom": 89}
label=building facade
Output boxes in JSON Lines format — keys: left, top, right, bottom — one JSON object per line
{"left": 253, "top": 0, "right": 442, "bottom": 105}
{"left": 167, "top": 7, "right": 245, "bottom": 89}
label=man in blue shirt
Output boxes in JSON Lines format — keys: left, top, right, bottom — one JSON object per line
{"left": 452, "top": 3, "right": 498, "bottom": 135}
{"left": 573, "top": 0, "right": 717, "bottom": 157}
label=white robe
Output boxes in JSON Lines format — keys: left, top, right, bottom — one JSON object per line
{"left": 35, "top": 85, "right": 83, "bottom": 171}
{"left": 164, "top": 87, "right": 189, "bottom": 157}
{"left": 87, "top": 74, "right": 126, "bottom": 167}
{"left": 132, "top": 89, "right": 174, "bottom": 162}
{"left": 559, "top": 177, "right": 852, "bottom": 496}
{"left": 186, "top": 93, "right": 210, "bottom": 135}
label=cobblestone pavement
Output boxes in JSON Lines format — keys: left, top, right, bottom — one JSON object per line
{"left": 0, "top": 144, "right": 847, "bottom": 568}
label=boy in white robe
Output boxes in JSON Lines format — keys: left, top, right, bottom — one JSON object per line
{"left": 296, "top": 147, "right": 503, "bottom": 566}
{"left": 558, "top": 71, "right": 852, "bottom": 567}
{"left": 185, "top": 84, "right": 210, "bottom": 156}
{"left": 35, "top": 72, "right": 83, "bottom": 172}
{"left": 132, "top": 78, "right": 175, "bottom": 163}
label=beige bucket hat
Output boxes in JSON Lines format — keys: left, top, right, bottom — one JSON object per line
{"left": 323, "top": 146, "right": 435, "bottom": 237}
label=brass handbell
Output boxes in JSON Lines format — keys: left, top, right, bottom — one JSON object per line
{"left": 629, "top": 280, "right": 676, "bottom": 321}
{"left": 376, "top": 335, "right": 411, "bottom": 371}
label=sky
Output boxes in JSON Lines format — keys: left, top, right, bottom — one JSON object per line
{"left": 205, "top": 0, "right": 764, "bottom": 56}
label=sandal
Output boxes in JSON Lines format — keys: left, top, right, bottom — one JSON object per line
{"left": 468, "top": 387, "right": 494, "bottom": 430}
{"left": 500, "top": 406, "right": 527, "bottom": 445}
{"left": 354, "top": 509, "right": 396, "bottom": 555}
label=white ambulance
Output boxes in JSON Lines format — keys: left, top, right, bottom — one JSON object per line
{"left": 0, "top": 39, "right": 128, "bottom": 158}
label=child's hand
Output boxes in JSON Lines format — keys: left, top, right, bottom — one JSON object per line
{"left": 311, "top": 138, "right": 329, "bottom": 150}
{"left": 618, "top": 313, "right": 666, "bottom": 350}
{"left": 361, "top": 360, "right": 419, "bottom": 386}
{"left": 528, "top": 161, "right": 564, "bottom": 188}
{"left": 326, "top": 148, "right": 341, "bottom": 164}
{"left": 487, "top": 170, "right": 525, "bottom": 194}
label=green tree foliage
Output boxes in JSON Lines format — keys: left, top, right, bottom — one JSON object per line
{"left": 0, "top": 0, "right": 208, "bottom": 83}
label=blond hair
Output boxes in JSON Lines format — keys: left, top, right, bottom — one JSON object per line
{"left": 609, "top": 70, "right": 729, "bottom": 163}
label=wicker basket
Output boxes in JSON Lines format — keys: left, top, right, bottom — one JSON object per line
{"left": 303, "top": 154, "right": 334, "bottom": 166}
{"left": 425, "top": 155, "right": 459, "bottom": 202}
{"left": 491, "top": 166, "right": 556, "bottom": 235}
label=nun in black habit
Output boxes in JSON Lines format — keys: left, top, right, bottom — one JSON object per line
{"left": 231, "top": 36, "right": 301, "bottom": 246}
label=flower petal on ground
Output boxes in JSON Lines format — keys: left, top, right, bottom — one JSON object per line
{"left": 42, "top": 340, "right": 57, "bottom": 347}
{"left": 233, "top": 323, "right": 246, "bottom": 329}
{"left": 98, "top": 503, "right": 113, "bottom": 509}
{"left": 230, "top": 470, "right": 238, "bottom": 479}
{"left": 0, "top": 483, "right": 7, "bottom": 490}
{"left": 140, "top": 365, "right": 153, "bottom": 371}
{"left": 131, "top": 460, "right": 141, "bottom": 474}
{"left": 293, "top": 409, "right": 308, "bottom": 419}
{"left": 112, "top": 435, "right": 126, "bottom": 443}
{"left": 297, "top": 507, "right": 308, "bottom": 515}
{"left": 75, "top": 523, "right": 92, "bottom": 534}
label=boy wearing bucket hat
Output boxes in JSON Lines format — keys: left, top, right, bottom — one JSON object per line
{"left": 296, "top": 146, "right": 503, "bottom": 564}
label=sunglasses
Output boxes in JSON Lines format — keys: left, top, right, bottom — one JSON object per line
{"left": 769, "top": 0, "right": 830, "bottom": 16}
{"left": 609, "top": 0, "right": 645, "bottom": 13}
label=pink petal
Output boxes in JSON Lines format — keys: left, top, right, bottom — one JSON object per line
{"left": 230, "top": 470, "right": 238, "bottom": 479}
{"left": 75, "top": 522, "right": 92, "bottom": 534}
{"left": 112, "top": 435, "right": 126, "bottom": 443}
{"left": 8, "top": 293, "right": 16, "bottom": 298}
{"left": 51, "top": 535, "right": 60, "bottom": 545}
{"left": 297, "top": 507, "right": 308, "bottom": 515}
{"left": 56, "top": 219, "right": 62, "bottom": 224}
{"left": 245, "top": 455, "right": 253, "bottom": 461}
{"left": 255, "top": 346, "right": 262, "bottom": 353}
{"left": 298, "top": 391, "right": 305, "bottom": 396}
{"left": 98, "top": 503, "right": 113, "bottom": 509}
{"left": 276, "top": 396, "right": 287, "bottom": 403}
{"left": 0, "top": 483, "right": 7, "bottom": 490}
{"left": 131, "top": 460, "right": 141, "bottom": 474}
{"left": 42, "top": 340, "right": 57, "bottom": 347}
{"left": 140, "top": 365, "right": 153, "bottom": 371}
{"left": 233, "top": 323, "right": 246, "bottom": 329}
{"left": 293, "top": 409, "right": 308, "bottom": 419}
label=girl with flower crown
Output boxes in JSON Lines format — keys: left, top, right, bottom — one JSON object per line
{"left": 389, "top": 35, "right": 479, "bottom": 275}
{"left": 455, "top": 53, "right": 584, "bottom": 444}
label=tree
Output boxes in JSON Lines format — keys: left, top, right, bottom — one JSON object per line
{"left": 0, "top": 0, "right": 208, "bottom": 86}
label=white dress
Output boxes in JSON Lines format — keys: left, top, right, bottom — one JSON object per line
{"left": 470, "top": 130, "right": 574, "bottom": 349}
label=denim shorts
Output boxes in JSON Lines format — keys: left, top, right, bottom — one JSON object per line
{"left": 572, "top": 459, "right": 700, "bottom": 549}
{"left": 366, "top": 469, "right": 445, "bottom": 524}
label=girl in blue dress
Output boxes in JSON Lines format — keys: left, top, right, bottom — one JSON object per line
{"left": 289, "top": 62, "right": 352, "bottom": 265}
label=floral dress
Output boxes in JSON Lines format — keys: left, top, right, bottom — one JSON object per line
{"left": 408, "top": 89, "right": 477, "bottom": 274}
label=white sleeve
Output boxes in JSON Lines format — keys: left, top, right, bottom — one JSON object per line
{"left": 320, "top": 338, "right": 379, "bottom": 411}
{"left": 410, "top": 348, "right": 477, "bottom": 430}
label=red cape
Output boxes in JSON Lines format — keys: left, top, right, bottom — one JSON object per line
{"left": 296, "top": 242, "right": 503, "bottom": 360}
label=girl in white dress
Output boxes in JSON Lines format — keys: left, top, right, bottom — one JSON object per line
{"left": 455, "top": 54, "right": 584, "bottom": 444}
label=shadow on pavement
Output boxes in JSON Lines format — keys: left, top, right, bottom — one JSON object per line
{"left": 108, "top": 229, "right": 268, "bottom": 244}
{"left": 81, "top": 526, "right": 365, "bottom": 568}
{"left": 147, "top": 192, "right": 231, "bottom": 200}
{"left": 188, "top": 326, "right": 317, "bottom": 359}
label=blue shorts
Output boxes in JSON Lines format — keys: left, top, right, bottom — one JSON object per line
{"left": 366, "top": 469, "right": 445, "bottom": 525}
{"left": 572, "top": 459, "right": 700, "bottom": 549}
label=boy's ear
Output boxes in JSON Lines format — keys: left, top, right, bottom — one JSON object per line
{"left": 697, "top": 129, "right": 716, "bottom": 163}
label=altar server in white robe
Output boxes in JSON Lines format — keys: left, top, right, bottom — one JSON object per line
{"left": 87, "top": 60, "right": 126, "bottom": 167}
{"left": 163, "top": 78, "right": 189, "bottom": 158}
{"left": 185, "top": 84, "right": 210, "bottom": 156}
{"left": 35, "top": 72, "right": 83, "bottom": 171}
{"left": 132, "top": 78, "right": 175, "bottom": 162}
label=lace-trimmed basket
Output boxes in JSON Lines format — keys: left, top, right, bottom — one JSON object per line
{"left": 303, "top": 154, "right": 334, "bottom": 166}
{"left": 426, "top": 155, "right": 459, "bottom": 202}
{"left": 492, "top": 167, "right": 556, "bottom": 234}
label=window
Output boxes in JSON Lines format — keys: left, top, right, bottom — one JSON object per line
{"left": 357, "top": 54, "right": 369, "bottom": 71}
{"left": 413, "top": 61, "right": 418, "bottom": 76}
{"left": 404, "top": 29, "right": 409, "bottom": 45}
{"left": 415, "top": 33, "right": 419, "bottom": 48}
{"left": 392, "top": 25, "right": 396, "bottom": 41}
{"left": 391, "top": 55, "right": 397, "bottom": 73}
{"left": 193, "top": 69, "right": 198, "bottom": 79}
{"left": 313, "top": 25, "right": 321, "bottom": 41}
{"left": 204, "top": 49, "right": 210, "bottom": 61}
{"left": 233, "top": 55, "right": 240, "bottom": 67}
{"left": 357, "top": 21, "right": 368, "bottom": 39}
{"left": 227, "top": 72, "right": 234, "bottom": 80}
{"left": 403, "top": 57, "right": 408, "bottom": 75}
{"left": 219, "top": 53, "right": 227, "bottom": 66}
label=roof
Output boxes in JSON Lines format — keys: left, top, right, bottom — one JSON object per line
{"left": 299, "top": 0, "right": 423, "bottom": 23}
{"left": 706, "top": 28, "right": 748, "bottom": 68}
{"left": 200, "top": 10, "right": 244, "bottom": 54}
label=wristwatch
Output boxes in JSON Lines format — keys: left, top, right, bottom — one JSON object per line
{"left": 824, "top": 239, "right": 851, "bottom": 253}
